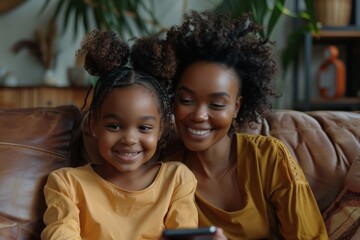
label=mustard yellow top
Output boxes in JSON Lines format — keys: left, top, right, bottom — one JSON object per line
{"left": 166, "top": 133, "right": 328, "bottom": 240}
{"left": 41, "top": 162, "right": 198, "bottom": 240}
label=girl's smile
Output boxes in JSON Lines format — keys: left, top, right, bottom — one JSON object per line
{"left": 92, "top": 85, "right": 161, "bottom": 175}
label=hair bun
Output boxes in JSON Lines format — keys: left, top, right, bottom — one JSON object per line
{"left": 76, "top": 30, "right": 130, "bottom": 76}
{"left": 131, "top": 35, "right": 176, "bottom": 84}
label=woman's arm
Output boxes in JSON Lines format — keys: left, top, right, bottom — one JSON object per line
{"left": 270, "top": 141, "right": 328, "bottom": 239}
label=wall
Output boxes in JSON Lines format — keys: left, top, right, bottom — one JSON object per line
{"left": 0, "top": 1, "right": 82, "bottom": 86}
{"left": 0, "top": 0, "right": 296, "bottom": 108}
{"left": 0, "top": 0, "right": 216, "bottom": 87}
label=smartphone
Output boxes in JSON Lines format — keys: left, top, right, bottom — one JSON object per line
{"left": 162, "top": 226, "right": 216, "bottom": 240}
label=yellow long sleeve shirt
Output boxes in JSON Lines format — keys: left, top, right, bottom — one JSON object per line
{"left": 166, "top": 133, "right": 328, "bottom": 240}
{"left": 41, "top": 161, "right": 198, "bottom": 240}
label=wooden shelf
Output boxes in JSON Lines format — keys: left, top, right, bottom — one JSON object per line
{"left": 0, "top": 86, "right": 92, "bottom": 110}
{"left": 313, "top": 30, "right": 360, "bottom": 40}
{"left": 293, "top": 0, "right": 360, "bottom": 111}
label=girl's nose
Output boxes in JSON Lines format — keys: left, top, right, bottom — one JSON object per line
{"left": 121, "top": 129, "right": 138, "bottom": 145}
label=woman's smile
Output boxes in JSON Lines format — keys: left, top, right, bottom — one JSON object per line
{"left": 186, "top": 126, "right": 212, "bottom": 137}
{"left": 174, "top": 61, "right": 240, "bottom": 151}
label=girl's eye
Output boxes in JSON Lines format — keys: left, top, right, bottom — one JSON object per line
{"left": 139, "top": 125, "right": 153, "bottom": 133}
{"left": 106, "top": 124, "right": 121, "bottom": 131}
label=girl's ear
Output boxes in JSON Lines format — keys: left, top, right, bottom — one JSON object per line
{"left": 234, "top": 96, "right": 242, "bottom": 118}
{"left": 89, "top": 112, "right": 96, "bottom": 137}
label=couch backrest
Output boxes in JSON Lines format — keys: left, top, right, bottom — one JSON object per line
{"left": 0, "top": 105, "right": 82, "bottom": 240}
{"left": 0, "top": 106, "right": 358, "bottom": 239}
{"left": 239, "top": 110, "right": 360, "bottom": 212}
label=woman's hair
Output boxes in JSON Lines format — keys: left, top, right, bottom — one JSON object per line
{"left": 166, "top": 11, "right": 278, "bottom": 128}
{"left": 76, "top": 30, "right": 176, "bottom": 150}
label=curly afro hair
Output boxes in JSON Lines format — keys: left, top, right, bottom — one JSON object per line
{"left": 166, "top": 11, "right": 278, "bottom": 128}
{"left": 76, "top": 30, "right": 130, "bottom": 76}
{"left": 76, "top": 30, "right": 177, "bottom": 151}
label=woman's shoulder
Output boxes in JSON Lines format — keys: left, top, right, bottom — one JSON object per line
{"left": 235, "top": 132, "right": 285, "bottom": 149}
{"left": 235, "top": 133, "right": 295, "bottom": 166}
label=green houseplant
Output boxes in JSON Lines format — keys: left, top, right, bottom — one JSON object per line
{"left": 41, "top": 0, "right": 319, "bottom": 72}
{"left": 40, "top": 0, "right": 163, "bottom": 39}
{"left": 39, "top": 0, "right": 319, "bottom": 92}
{"left": 213, "top": 0, "right": 319, "bottom": 75}
{"left": 212, "top": 0, "right": 320, "bottom": 107}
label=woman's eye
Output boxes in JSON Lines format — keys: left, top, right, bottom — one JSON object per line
{"left": 179, "top": 98, "right": 193, "bottom": 105}
{"left": 210, "top": 103, "right": 225, "bottom": 109}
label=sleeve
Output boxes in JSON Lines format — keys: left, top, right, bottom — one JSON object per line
{"left": 164, "top": 164, "right": 198, "bottom": 229}
{"left": 267, "top": 140, "right": 328, "bottom": 239}
{"left": 41, "top": 171, "right": 82, "bottom": 240}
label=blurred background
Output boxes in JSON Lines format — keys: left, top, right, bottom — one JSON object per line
{"left": 0, "top": 0, "right": 359, "bottom": 110}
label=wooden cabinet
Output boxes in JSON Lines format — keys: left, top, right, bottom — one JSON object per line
{"left": 0, "top": 86, "right": 92, "bottom": 109}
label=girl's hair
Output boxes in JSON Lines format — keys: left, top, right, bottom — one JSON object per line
{"left": 166, "top": 11, "right": 278, "bottom": 129}
{"left": 76, "top": 30, "right": 177, "bottom": 150}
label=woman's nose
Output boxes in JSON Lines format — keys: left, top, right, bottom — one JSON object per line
{"left": 190, "top": 105, "right": 209, "bottom": 121}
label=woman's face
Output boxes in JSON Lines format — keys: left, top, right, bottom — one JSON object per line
{"left": 174, "top": 61, "right": 241, "bottom": 152}
{"left": 91, "top": 85, "right": 161, "bottom": 173}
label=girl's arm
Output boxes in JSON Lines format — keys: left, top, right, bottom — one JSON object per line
{"left": 41, "top": 171, "right": 81, "bottom": 240}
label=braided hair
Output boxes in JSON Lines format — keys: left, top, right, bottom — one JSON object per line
{"left": 166, "top": 11, "right": 278, "bottom": 129}
{"left": 76, "top": 30, "right": 176, "bottom": 150}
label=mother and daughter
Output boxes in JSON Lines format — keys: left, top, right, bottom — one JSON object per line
{"left": 41, "top": 10, "right": 327, "bottom": 240}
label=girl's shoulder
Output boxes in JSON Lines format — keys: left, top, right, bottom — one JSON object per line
{"left": 157, "top": 161, "right": 196, "bottom": 183}
{"left": 48, "top": 163, "right": 95, "bottom": 181}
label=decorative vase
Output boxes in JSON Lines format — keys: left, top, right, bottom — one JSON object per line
{"left": 43, "top": 69, "right": 57, "bottom": 86}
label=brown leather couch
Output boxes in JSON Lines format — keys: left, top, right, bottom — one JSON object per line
{"left": 0, "top": 105, "right": 359, "bottom": 239}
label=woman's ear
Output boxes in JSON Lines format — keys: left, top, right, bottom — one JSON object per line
{"left": 234, "top": 96, "right": 242, "bottom": 118}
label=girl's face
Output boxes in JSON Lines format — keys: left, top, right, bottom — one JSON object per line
{"left": 91, "top": 85, "right": 161, "bottom": 173}
{"left": 174, "top": 61, "right": 241, "bottom": 152}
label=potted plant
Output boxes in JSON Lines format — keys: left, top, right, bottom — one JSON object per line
{"left": 212, "top": 0, "right": 320, "bottom": 98}
{"left": 39, "top": 0, "right": 163, "bottom": 39}
{"left": 213, "top": 0, "right": 319, "bottom": 69}
{"left": 39, "top": 0, "right": 320, "bottom": 90}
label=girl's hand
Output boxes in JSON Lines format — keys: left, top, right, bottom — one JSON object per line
{"left": 213, "top": 227, "right": 227, "bottom": 240}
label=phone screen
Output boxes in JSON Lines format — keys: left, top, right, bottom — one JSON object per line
{"left": 162, "top": 226, "right": 216, "bottom": 240}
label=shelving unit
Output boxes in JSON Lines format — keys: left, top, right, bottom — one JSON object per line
{"left": 293, "top": 0, "right": 360, "bottom": 111}
{"left": 0, "top": 86, "right": 92, "bottom": 110}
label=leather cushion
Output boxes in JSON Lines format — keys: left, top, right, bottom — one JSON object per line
{"left": 0, "top": 105, "right": 81, "bottom": 239}
{"left": 345, "top": 155, "right": 360, "bottom": 193}
{"left": 239, "top": 110, "right": 360, "bottom": 212}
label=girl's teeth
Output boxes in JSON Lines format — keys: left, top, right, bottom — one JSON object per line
{"left": 119, "top": 152, "right": 138, "bottom": 157}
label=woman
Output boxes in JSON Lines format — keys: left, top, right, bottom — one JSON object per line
{"left": 164, "top": 11, "right": 328, "bottom": 239}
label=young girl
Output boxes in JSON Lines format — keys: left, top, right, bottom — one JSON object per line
{"left": 41, "top": 30, "right": 198, "bottom": 240}
{"left": 164, "top": 11, "right": 328, "bottom": 239}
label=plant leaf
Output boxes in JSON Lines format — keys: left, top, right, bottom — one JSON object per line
{"left": 266, "top": 0, "right": 286, "bottom": 38}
